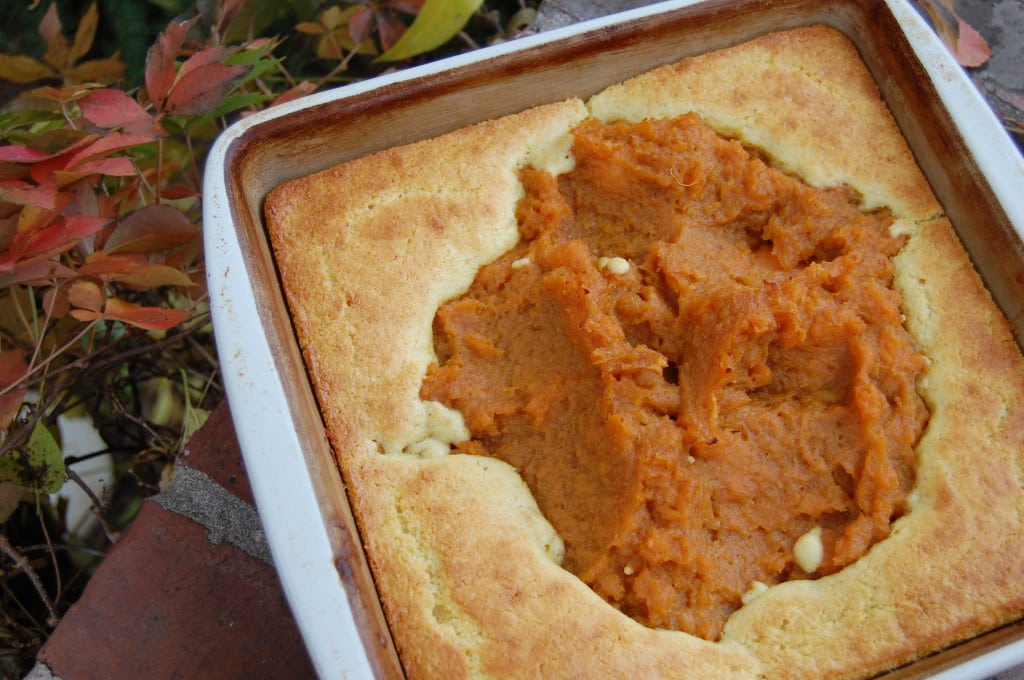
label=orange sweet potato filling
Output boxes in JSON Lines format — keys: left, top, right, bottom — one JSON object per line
{"left": 420, "top": 114, "right": 929, "bottom": 640}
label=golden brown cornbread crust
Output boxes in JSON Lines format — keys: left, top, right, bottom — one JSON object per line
{"left": 264, "top": 25, "right": 1024, "bottom": 680}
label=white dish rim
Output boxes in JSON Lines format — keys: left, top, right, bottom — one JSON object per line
{"left": 202, "top": 1, "right": 1024, "bottom": 678}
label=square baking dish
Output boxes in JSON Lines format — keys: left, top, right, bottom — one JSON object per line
{"left": 202, "top": 0, "right": 1024, "bottom": 677}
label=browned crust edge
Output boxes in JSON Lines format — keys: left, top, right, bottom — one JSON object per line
{"left": 265, "top": 25, "right": 1024, "bottom": 680}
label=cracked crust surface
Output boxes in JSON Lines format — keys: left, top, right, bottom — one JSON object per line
{"left": 265, "top": 25, "right": 1024, "bottom": 679}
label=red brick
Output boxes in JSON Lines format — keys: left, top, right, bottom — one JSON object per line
{"left": 38, "top": 501, "right": 315, "bottom": 679}
{"left": 179, "top": 401, "right": 254, "bottom": 505}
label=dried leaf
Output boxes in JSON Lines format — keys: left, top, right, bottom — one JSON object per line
{"left": 0, "top": 350, "right": 28, "bottom": 385}
{"left": 78, "top": 251, "right": 195, "bottom": 289}
{"left": 0, "top": 54, "right": 56, "bottom": 84}
{"left": 377, "top": 0, "right": 483, "bottom": 62}
{"left": 66, "top": 277, "right": 104, "bottom": 312}
{"left": 321, "top": 5, "right": 346, "bottom": 30}
{"left": 56, "top": 156, "right": 137, "bottom": 184}
{"left": 377, "top": 14, "right": 409, "bottom": 53}
{"left": 43, "top": 284, "right": 70, "bottom": 319}
{"left": 0, "top": 482, "right": 22, "bottom": 524}
{"left": 163, "top": 63, "right": 249, "bottom": 117}
{"left": 391, "top": 0, "right": 427, "bottom": 14}
{"left": 40, "top": 2, "right": 70, "bottom": 71}
{"left": 72, "top": 297, "right": 191, "bottom": 331}
{"left": 917, "top": 0, "right": 991, "bottom": 69}
{"left": 104, "top": 205, "right": 199, "bottom": 254}
{"left": 0, "top": 420, "right": 66, "bottom": 495}
{"left": 0, "top": 259, "right": 76, "bottom": 287}
{"left": 67, "top": 54, "right": 126, "bottom": 84}
{"left": 348, "top": 7, "right": 376, "bottom": 45}
{"left": 952, "top": 18, "right": 990, "bottom": 67}
{"left": 0, "top": 351, "right": 29, "bottom": 430}
{"left": 146, "top": 17, "right": 199, "bottom": 111}
{"left": 69, "top": 3, "right": 100, "bottom": 65}
{"left": 295, "top": 21, "right": 327, "bottom": 35}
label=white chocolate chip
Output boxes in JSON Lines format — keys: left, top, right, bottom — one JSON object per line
{"left": 793, "top": 526, "right": 824, "bottom": 573}
{"left": 598, "top": 256, "right": 630, "bottom": 275}
{"left": 741, "top": 580, "right": 769, "bottom": 605}
{"left": 511, "top": 257, "right": 531, "bottom": 269}
{"left": 623, "top": 565, "right": 634, "bottom": 576}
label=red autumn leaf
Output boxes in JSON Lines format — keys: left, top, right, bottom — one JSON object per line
{"left": 349, "top": 7, "right": 376, "bottom": 45}
{"left": 0, "top": 146, "right": 56, "bottom": 163}
{"left": 163, "top": 62, "right": 249, "bottom": 117}
{"left": 27, "top": 135, "right": 101, "bottom": 184}
{"left": 6, "top": 213, "right": 109, "bottom": 267}
{"left": 79, "top": 89, "right": 161, "bottom": 137}
{"left": 0, "top": 259, "right": 76, "bottom": 287}
{"left": 175, "top": 46, "right": 240, "bottom": 82}
{"left": 0, "top": 179, "right": 58, "bottom": 210}
{"left": 159, "top": 183, "right": 200, "bottom": 200}
{"left": 55, "top": 157, "right": 137, "bottom": 186}
{"left": 146, "top": 17, "right": 198, "bottom": 111}
{"left": 65, "top": 132, "right": 153, "bottom": 169}
{"left": 0, "top": 350, "right": 29, "bottom": 431}
{"left": 164, "top": 234, "right": 203, "bottom": 271}
{"left": 270, "top": 81, "right": 317, "bottom": 107}
{"left": 104, "top": 204, "right": 199, "bottom": 254}
{"left": 71, "top": 297, "right": 191, "bottom": 331}
{"left": 377, "top": 14, "right": 409, "bottom": 53}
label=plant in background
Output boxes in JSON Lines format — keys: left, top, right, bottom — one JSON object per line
{"left": 0, "top": 0, "right": 533, "bottom": 672}
{"left": 0, "top": 0, "right": 303, "bottom": 670}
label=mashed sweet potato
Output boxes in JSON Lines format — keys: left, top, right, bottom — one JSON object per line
{"left": 420, "top": 113, "right": 929, "bottom": 640}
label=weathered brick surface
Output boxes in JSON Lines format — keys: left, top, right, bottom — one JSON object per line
{"left": 36, "top": 403, "right": 316, "bottom": 679}
{"left": 179, "top": 402, "right": 255, "bottom": 505}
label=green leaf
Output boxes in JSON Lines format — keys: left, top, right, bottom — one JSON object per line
{"left": 0, "top": 420, "right": 66, "bottom": 495}
{"left": 191, "top": 91, "right": 273, "bottom": 129}
{"left": 376, "top": 0, "right": 483, "bottom": 62}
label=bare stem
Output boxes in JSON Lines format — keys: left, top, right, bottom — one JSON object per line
{"left": 66, "top": 468, "right": 121, "bottom": 545}
{"left": 0, "top": 533, "right": 59, "bottom": 628}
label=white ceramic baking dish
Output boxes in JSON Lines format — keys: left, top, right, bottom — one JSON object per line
{"left": 203, "top": 0, "right": 1024, "bottom": 677}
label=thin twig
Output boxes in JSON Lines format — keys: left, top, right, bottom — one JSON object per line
{"left": 0, "top": 533, "right": 59, "bottom": 628}
{"left": 65, "top": 468, "right": 121, "bottom": 544}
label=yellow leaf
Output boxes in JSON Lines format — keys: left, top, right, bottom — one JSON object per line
{"left": 0, "top": 54, "right": 56, "bottom": 84}
{"left": 70, "top": 3, "right": 100, "bottom": 65}
{"left": 377, "top": 0, "right": 484, "bottom": 62}
{"left": 295, "top": 21, "right": 326, "bottom": 35}
{"left": 0, "top": 420, "right": 66, "bottom": 495}
{"left": 67, "top": 54, "right": 126, "bottom": 85}
{"left": 321, "top": 5, "right": 346, "bottom": 30}
{"left": 317, "top": 28, "right": 378, "bottom": 60}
